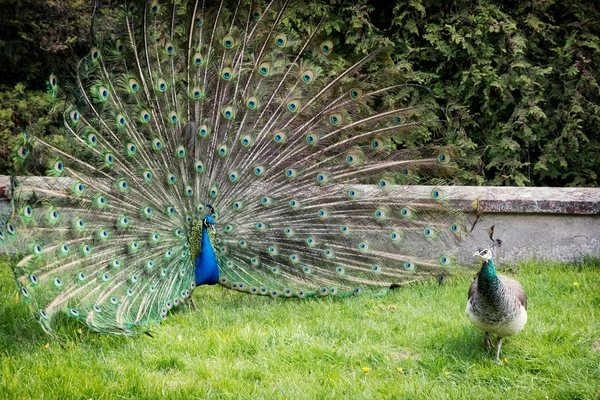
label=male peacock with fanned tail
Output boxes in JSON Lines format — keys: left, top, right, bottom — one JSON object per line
{"left": 2, "top": 0, "right": 468, "bottom": 336}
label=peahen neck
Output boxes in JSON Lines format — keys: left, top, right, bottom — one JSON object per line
{"left": 194, "top": 227, "right": 219, "bottom": 286}
{"left": 477, "top": 258, "right": 500, "bottom": 294}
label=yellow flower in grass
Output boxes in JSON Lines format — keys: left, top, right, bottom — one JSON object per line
{"left": 397, "top": 368, "right": 403, "bottom": 374}
{"left": 444, "top": 371, "right": 450, "bottom": 376}
{"left": 504, "top": 358, "right": 509, "bottom": 363}
{"left": 573, "top": 281, "right": 580, "bottom": 288}
{"left": 362, "top": 367, "right": 370, "bottom": 373}
{"left": 44, "top": 343, "right": 50, "bottom": 349}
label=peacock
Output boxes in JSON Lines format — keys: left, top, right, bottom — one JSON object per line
{"left": 466, "top": 249, "right": 528, "bottom": 360}
{"left": 1, "top": 0, "right": 469, "bottom": 336}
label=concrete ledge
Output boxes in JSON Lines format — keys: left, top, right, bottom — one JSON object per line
{"left": 1, "top": 176, "right": 599, "bottom": 264}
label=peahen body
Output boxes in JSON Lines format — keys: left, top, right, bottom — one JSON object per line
{"left": 466, "top": 249, "right": 527, "bottom": 360}
{"left": 2, "top": 0, "right": 468, "bottom": 335}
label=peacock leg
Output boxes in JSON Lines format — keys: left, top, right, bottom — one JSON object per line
{"left": 484, "top": 332, "right": 493, "bottom": 351}
{"left": 189, "top": 297, "right": 198, "bottom": 311}
{"left": 495, "top": 337, "right": 504, "bottom": 361}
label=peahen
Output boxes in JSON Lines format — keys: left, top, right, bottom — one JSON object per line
{"left": 466, "top": 249, "right": 528, "bottom": 360}
{"left": 1, "top": 0, "right": 468, "bottom": 335}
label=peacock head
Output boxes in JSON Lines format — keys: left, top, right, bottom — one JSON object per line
{"left": 473, "top": 248, "right": 493, "bottom": 261}
{"left": 203, "top": 215, "right": 216, "bottom": 234}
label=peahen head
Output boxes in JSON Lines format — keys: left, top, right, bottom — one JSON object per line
{"left": 473, "top": 248, "right": 493, "bottom": 262}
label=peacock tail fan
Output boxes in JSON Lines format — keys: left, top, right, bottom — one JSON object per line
{"left": 2, "top": 0, "right": 468, "bottom": 335}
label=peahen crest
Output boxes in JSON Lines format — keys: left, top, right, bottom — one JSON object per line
{"left": 2, "top": 0, "right": 467, "bottom": 335}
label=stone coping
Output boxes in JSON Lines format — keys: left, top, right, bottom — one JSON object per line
{"left": 1, "top": 176, "right": 599, "bottom": 215}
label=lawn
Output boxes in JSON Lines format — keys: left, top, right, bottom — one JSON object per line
{"left": 0, "top": 256, "right": 599, "bottom": 399}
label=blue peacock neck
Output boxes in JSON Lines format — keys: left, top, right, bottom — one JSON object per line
{"left": 194, "top": 226, "right": 219, "bottom": 286}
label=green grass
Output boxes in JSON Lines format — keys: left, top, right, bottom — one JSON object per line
{"left": 1, "top": 257, "right": 599, "bottom": 399}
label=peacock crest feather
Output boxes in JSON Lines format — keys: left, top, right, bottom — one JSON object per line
{"left": 2, "top": 0, "right": 467, "bottom": 335}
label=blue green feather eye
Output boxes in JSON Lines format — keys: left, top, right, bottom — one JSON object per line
{"left": 141, "top": 205, "right": 153, "bottom": 217}
{"left": 245, "top": 96, "right": 258, "bottom": 110}
{"left": 209, "top": 185, "right": 218, "bottom": 197}
{"left": 258, "top": 62, "right": 271, "bottom": 76}
{"left": 232, "top": 201, "right": 243, "bottom": 210}
{"left": 358, "top": 242, "right": 369, "bottom": 250}
{"left": 128, "top": 78, "right": 139, "bottom": 93}
{"left": 450, "top": 223, "right": 462, "bottom": 233}
{"left": 255, "top": 222, "right": 266, "bottom": 230}
{"left": 97, "top": 228, "right": 109, "bottom": 240}
{"left": 340, "top": 225, "right": 350, "bottom": 234}
{"left": 185, "top": 185, "right": 194, "bottom": 196}
{"left": 98, "top": 86, "right": 109, "bottom": 101}
{"left": 320, "top": 40, "right": 333, "bottom": 54}
{"left": 273, "top": 131, "right": 286, "bottom": 143}
{"left": 50, "top": 159, "right": 63, "bottom": 176}
{"left": 346, "top": 152, "right": 359, "bottom": 165}
{"left": 424, "top": 227, "right": 435, "bottom": 238}
{"left": 81, "top": 244, "right": 92, "bottom": 255}
{"left": 329, "top": 113, "right": 342, "bottom": 125}
{"left": 218, "top": 144, "right": 229, "bottom": 157}
{"left": 431, "top": 187, "right": 444, "bottom": 200}
{"left": 404, "top": 261, "right": 415, "bottom": 271}
{"left": 438, "top": 153, "right": 450, "bottom": 164}
{"left": 305, "top": 133, "right": 318, "bottom": 145}
{"left": 274, "top": 33, "right": 287, "bottom": 47}
{"left": 16, "top": 145, "right": 28, "bottom": 159}
{"left": 318, "top": 208, "right": 328, "bottom": 218}
{"left": 221, "top": 67, "right": 233, "bottom": 80}
{"left": 175, "top": 145, "right": 185, "bottom": 158}
{"left": 390, "top": 231, "right": 402, "bottom": 241}
{"left": 142, "top": 169, "right": 153, "bottom": 182}
{"left": 69, "top": 109, "right": 80, "bottom": 124}
{"left": 195, "top": 161, "right": 204, "bottom": 173}
{"left": 228, "top": 170, "right": 239, "bottom": 182}
{"left": 197, "top": 125, "right": 210, "bottom": 137}
{"left": 287, "top": 99, "right": 299, "bottom": 112}
{"left": 374, "top": 208, "right": 386, "bottom": 220}
{"left": 316, "top": 172, "right": 328, "bottom": 184}
{"left": 32, "top": 243, "right": 43, "bottom": 256}
{"left": 288, "top": 199, "right": 299, "bottom": 209}
{"left": 195, "top": 16, "right": 202, "bottom": 25}
{"left": 86, "top": 131, "right": 98, "bottom": 147}
{"left": 221, "top": 106, "right": 235, "bottom": 119}
{"left": 157, "top": 78, "right": 168, "bottom": 92}
{"left": 150, "top": 1, "right": 159, "bottom": 13}
{"left": 371, "top": 138, "right": 383, "bottom": 150}
{"left": 240, "top": 135, "right": 253, "bottom": 148}
{"left": 104, "top": 152, "right": 114, "bottom": 166}
{"left": 253, "top": 165, "right": 265, "bottom": 176}
{"left": 252, "top": 9, "right": 262, "bottom": 19}
{"left": 379, "top": 178, "right": 391, "bottom": 189}
{"left": 372, "top": 265, "right": 381, "bottom": 273}
{"left": 167, "top": 173, "right": 176, "bottom": 184}
{"left": 324, "top": 249, "right": 334, "bottom": 258}
{"left": 58, "top": 243, "right": 69, "bottom": 255}
{"left": 284, "top": 227, "right": 294, "bottom": 236}
{"left": 260, "top": 196, "right": 273, "bottom": 206}
{"left": 90, "top": 47, "right": 100, "bottom": 61}
{"left": 118, "top": 215, "right": 130, "bottom": 228}
{"left": 303, "top": 266, "right": 312, "bottom": 273}
{"left": 192, "top": 53, "right": 204, "bottom": 66}
{"left": 73, "top": 217, "right": 85, "bottom": 229}
{"left": 165, "top": 42, "right": 175, "bottom": 55}
{"left": 48, "top": 208, "right": 60, "bottom": 222}
{"left": 126, "top": 142, "right": 137, "bottom": 156}
{"left": 169, "top": 111, "right": 179, "bottom": 124}
{"left": 152, "top": 137, "right": 164, "bottom": 151}
{"left": 251, "top": 257, "right": 260, "bottom": 266}
{"left": 440, "top": 256, "right": 452, "bottom": 265}
{"left": 301, "top": 70, "right": 314, "bottom": 83}
{"left": 222, "top": 35, "right": 235, "bottom": 48}
{"left": 285, "top": 168, "right": 297, "bottom": 178}
{"left": 21, "top": 205, "right": 32, "bottom": 219}
{"left": 394, "top": 116, "right": 402, "bottom": 125}
{"left": 400, "top": 207, "right": 412, "bottom": 218}
{"left": 116, "top": 178, "right": 129, "bottom": 192}
{"left": 49, "top": 74, "right": 57, "bottom": 89}
{"left": 349, "top": 88, "right": 362, "bottom": 100}
{"left": 72, "top": 181, "right": 85, "bottom": 195}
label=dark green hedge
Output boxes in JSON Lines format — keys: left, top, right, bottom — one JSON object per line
{"left": 1, "top": 0, "right": 598, "bottom": 186}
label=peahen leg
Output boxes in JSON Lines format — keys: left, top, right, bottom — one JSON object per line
{"left": 484, "top": 332, "right": 493, "bottom": 351}
{"left": 495, "top": 337, "right": 504, "bottom": 361}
